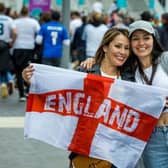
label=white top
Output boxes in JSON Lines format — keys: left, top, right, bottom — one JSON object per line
{"left": 135, "top": 64, "right": 168, "bottom": 113}
{"left": 70, "top": 18, "right": 82, "bottom": 41}
{"left": 101, "top": 70, "right": 121, "bottom": 79}
{"left": 0, "top": 14, "right": 16, "bottom": 43}
{"left": 82, "top": 24, "right": 108, "bottom": 57}
{"left": 13, "top": 17, "right": 40, "bottom": 49}
{"left": 135, "top": 64, "right": 168, "bottom": 89}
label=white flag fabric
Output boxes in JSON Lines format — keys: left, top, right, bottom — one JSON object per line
{"left": 24, "top": 63, "right": 168, "bottom": 168}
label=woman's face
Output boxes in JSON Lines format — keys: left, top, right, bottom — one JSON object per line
{"left": 130, "top": 30, "right": 154, "bottom": 59}
{"left": 103, "top": 34, "right": 130, "bottom": 67}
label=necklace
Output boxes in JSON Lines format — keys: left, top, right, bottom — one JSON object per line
{"left": 138, "top": 63, "right": 157, "bottom": 85}
{"left": 116, "top": 70, "right": 120, "bottom": 79}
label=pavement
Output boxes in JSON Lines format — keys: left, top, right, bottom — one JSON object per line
{"left": 0, "top": 90, "right": 69, "bottom": 168}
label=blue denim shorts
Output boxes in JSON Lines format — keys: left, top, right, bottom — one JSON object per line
{"left": 142, "top": 126, "right": 168, "bottom": 168}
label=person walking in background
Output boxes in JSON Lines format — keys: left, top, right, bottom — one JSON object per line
{"left": 12, "top": 6, "right": 40, "bottom": 102}
{"left": 34, "top": 11, "right": 52, "bottom": 64}
{"left": 39, "top": 11, "right": 51, "bottom": 25}
{"left": 82, "top": 12, "right": 108, "bottom": 58}
{"left": 71, "top": 15, "right": 87, "bottom": 67}
{"left": 158, "top": 12, "right": 168, "bottom": 51}
{"left": 70, "top": 11, "right": 83, "bottom": 65}
{"left": 70, "top": 11, "right": 82, "bottom": 42}
{"left": 0, "top": 2, "right": 16, "bottom": 98}
{"left": 140, "top": 11, "right": 153, "bottom": 22}
{"left": 36, "top": 10, "right": 70, "bottom": 67}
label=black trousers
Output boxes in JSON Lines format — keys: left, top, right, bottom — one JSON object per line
{"left": 12, "top": 49, "right": 34, "bottom": 97}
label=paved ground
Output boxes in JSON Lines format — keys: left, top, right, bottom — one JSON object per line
{"left": 0, "top": 90, "right": 69, "bottom": 168}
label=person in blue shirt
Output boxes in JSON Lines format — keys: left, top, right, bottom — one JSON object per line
{"left": 36, "top": 10, "right": 70, "bottom": 67}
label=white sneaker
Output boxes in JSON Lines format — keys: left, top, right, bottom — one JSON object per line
{"left": 0, "top": 83, "right": 9, "bottom": 98}
{"left": 19, "top": 97, "right": 26, "bottom": 102}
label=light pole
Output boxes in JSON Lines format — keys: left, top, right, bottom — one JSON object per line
{"left": 61, "top": 0, "right": 71, "bottom": 69}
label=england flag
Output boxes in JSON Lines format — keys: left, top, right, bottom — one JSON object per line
{"left": 24, "top": 63, "right": 168, "bottom": 168}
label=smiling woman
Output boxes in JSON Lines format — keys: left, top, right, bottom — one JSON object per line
{"left": 78, "top": 28, "right": 133, "bottom": 81}
{"left": 128, "top": 20, "right": 168, "bottom": 168}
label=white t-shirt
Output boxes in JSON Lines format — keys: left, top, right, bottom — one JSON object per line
{"left": 0, "top": 14, "right": 16, "bottom": 43}
{"left": 101, "top": 69, "right": 121, "bottom": 79}
{"left": 135, "top": 64, "right": 168, "bottom": 113}
{"left": 70, "top": 18, "right": 82, "bottom": 41}
{"left": 135, "top": 64, "right": 168, "bottom": 89}
{"left": 82, "top": 24, "right": 108, "bottom": 57}
{"left": 13, "top": 17, "right": 40, "bottom": 49}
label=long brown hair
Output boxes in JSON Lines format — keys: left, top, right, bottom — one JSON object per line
{"left": 95, "top": 28, "right": 129, "bottom": 64}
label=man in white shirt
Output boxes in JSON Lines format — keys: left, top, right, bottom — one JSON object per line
{"left": 70, "top": 11, "right": 82, "bottom": 42}
{"left": 12, "top": 6, "right": 40, "bottom": 102}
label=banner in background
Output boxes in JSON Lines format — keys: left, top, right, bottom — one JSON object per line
{"left": 29, "top": 0, "right": 51, "bottom": 12}
{"left": 29, "top": 0, "right": 51, "bottom": 19}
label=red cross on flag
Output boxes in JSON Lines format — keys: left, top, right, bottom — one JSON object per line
{"left": 24, "top": 63, "right": 168, "bottom": 168}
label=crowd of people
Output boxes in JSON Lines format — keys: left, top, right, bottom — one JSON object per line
{"left": 1, "top": 1, "right": 168, "bottom": 102}
{"left": 0, "top": 3, "right": 70, "bottom": 101}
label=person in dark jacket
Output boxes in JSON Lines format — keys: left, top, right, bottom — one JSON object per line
{"left": 158, "top": 12, "right": 168, "bottom": 51}
{"left": 71, "top": 15, "right": 87, "bottom": 64}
